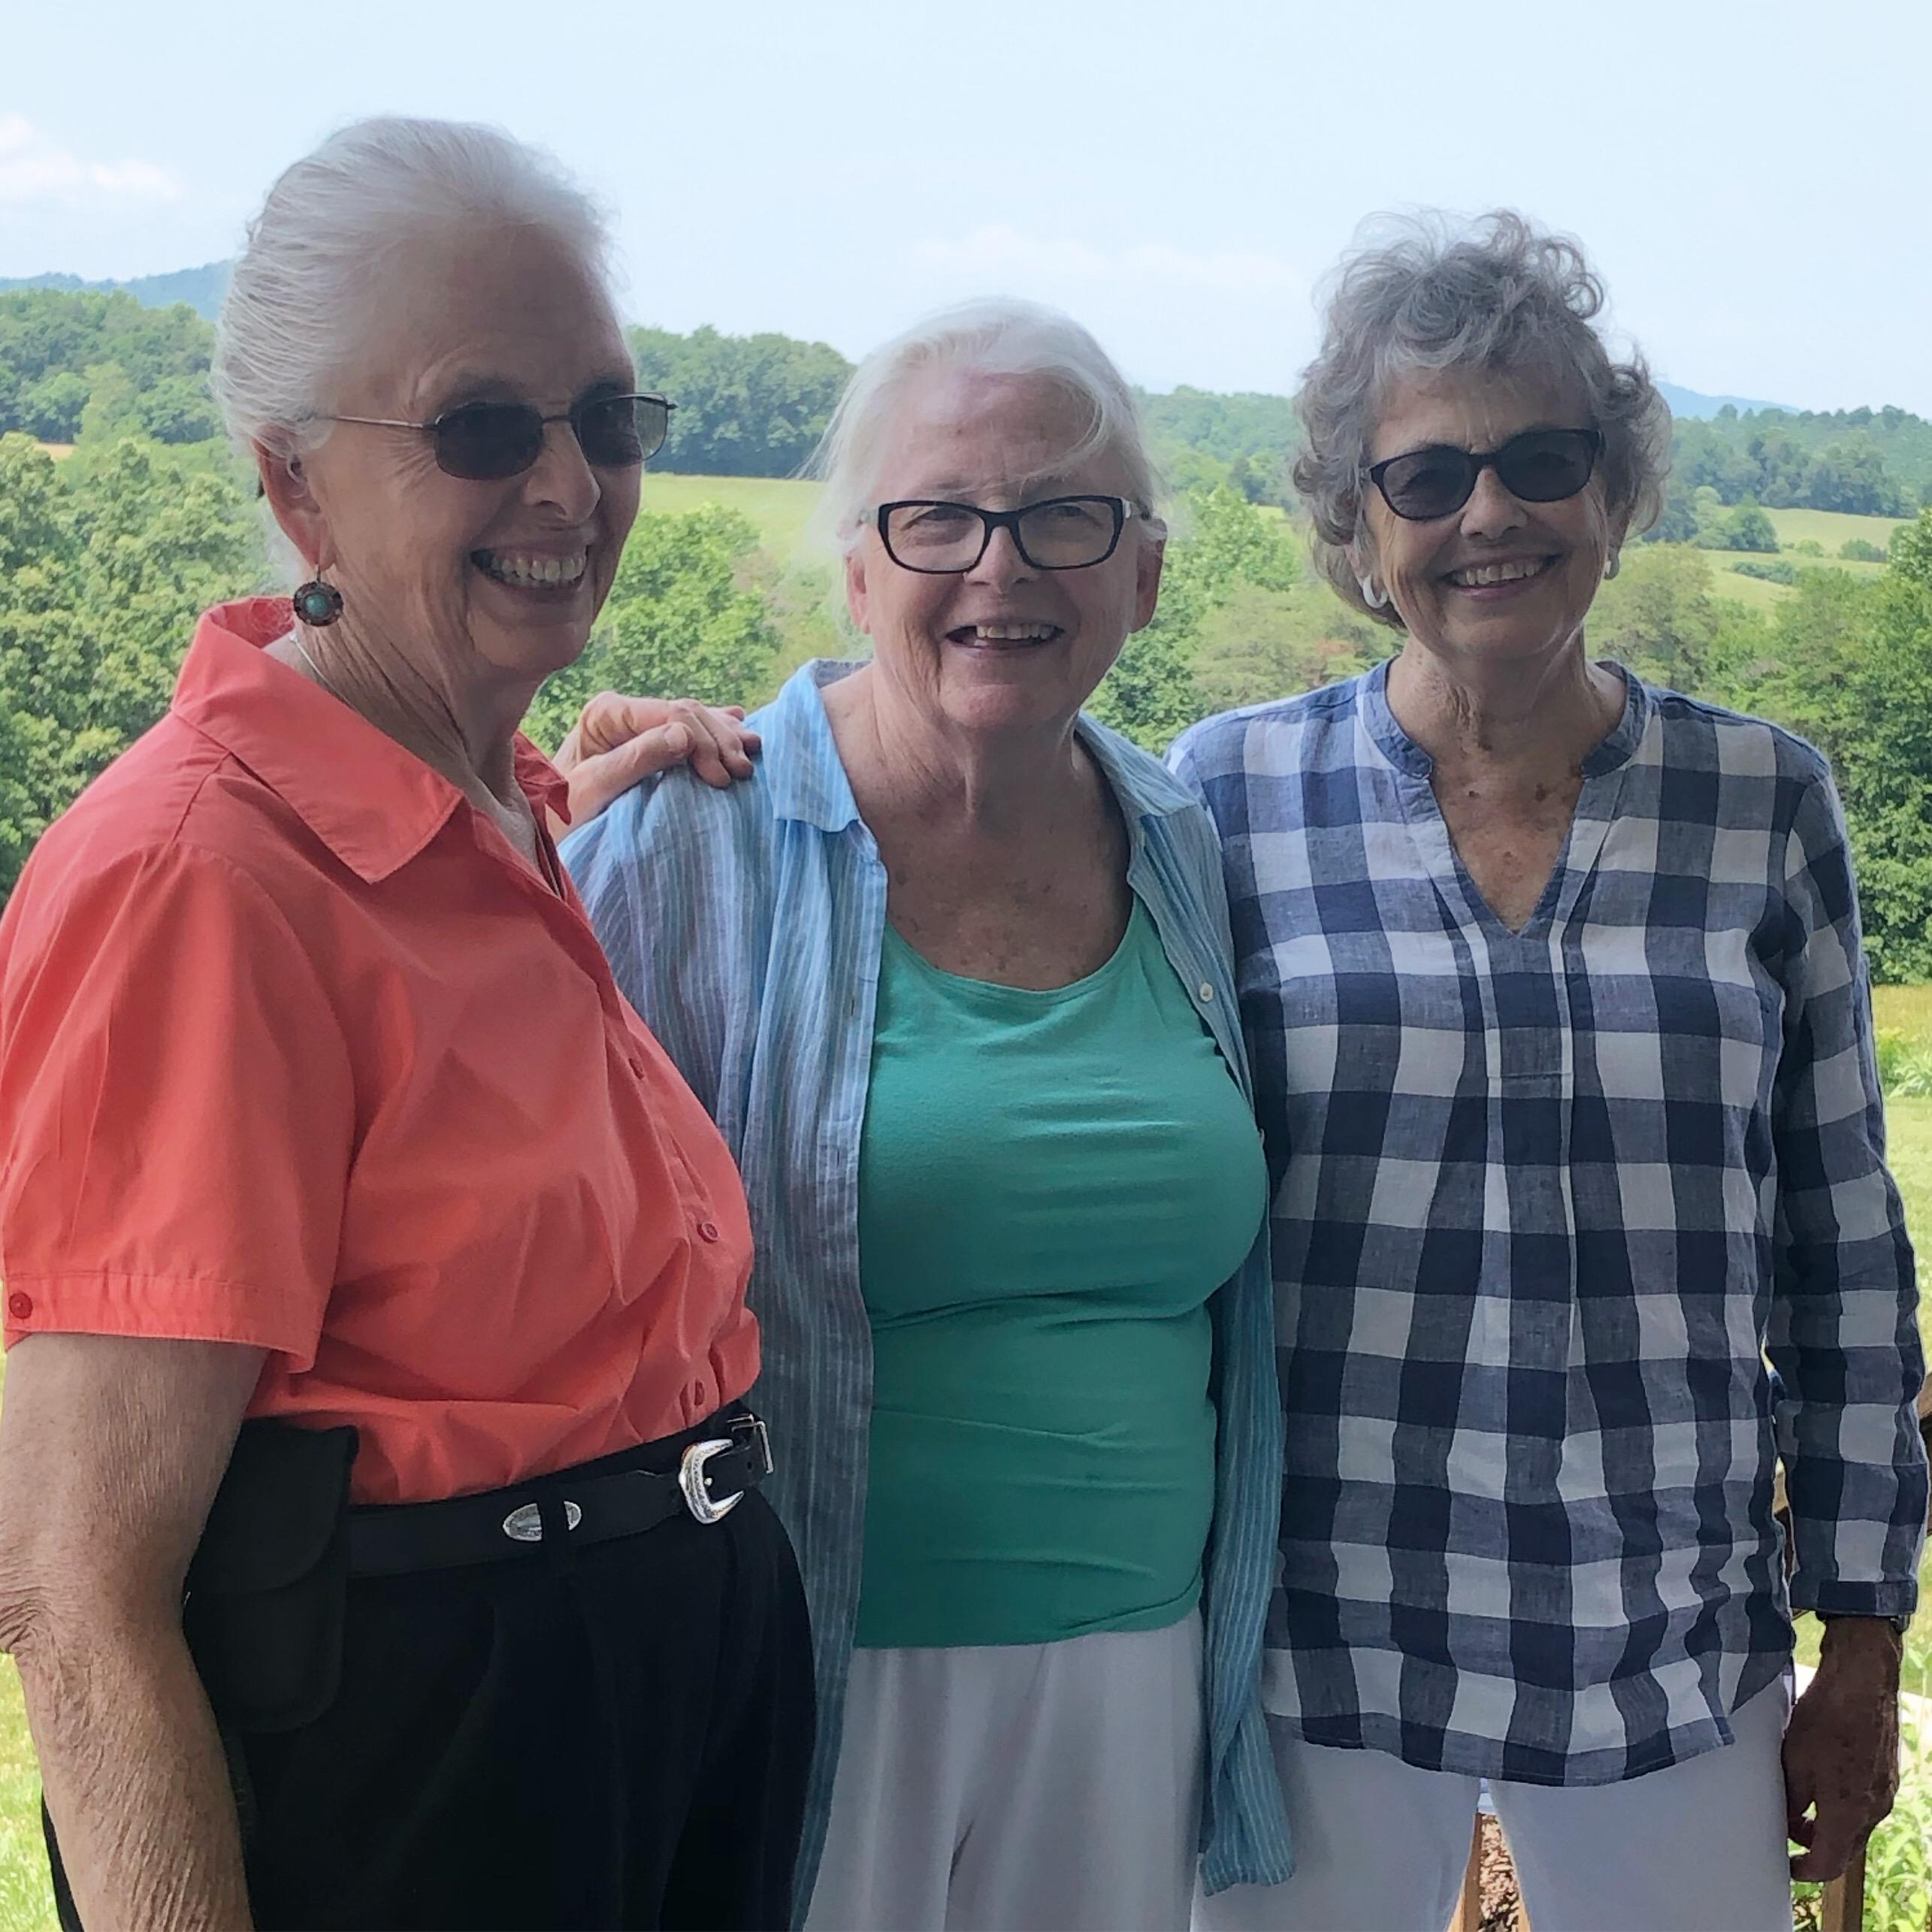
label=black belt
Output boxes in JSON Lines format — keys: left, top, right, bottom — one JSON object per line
{"left": 346, "top": 1413, "right": 772, "bottom": 1578}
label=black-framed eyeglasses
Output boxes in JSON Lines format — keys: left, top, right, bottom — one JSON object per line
{"left": 875, "top": 495, "right": 1136, "bottom": 573}
{"left": 315, "top": 392, "right": 674, "bottom": 481}
{"left": 1366, "top": 427, "right": 1603, "bottom": 522}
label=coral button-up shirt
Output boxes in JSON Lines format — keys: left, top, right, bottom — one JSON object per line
{"left": 0, "top": 597, "right": 759, "bottom": 1505}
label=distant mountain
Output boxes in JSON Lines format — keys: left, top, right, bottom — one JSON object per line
{"left": 1658, "top": 380, "right": 1797, "bottom": 420}
{"left": 0, "top": 262, "right": 230, "bottom": 319}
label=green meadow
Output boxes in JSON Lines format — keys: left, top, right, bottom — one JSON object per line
{"left": 638, "top": 472, "right": 822, "bottom": 563}
{"left": 1698, "top": 506, "right": 1905, "bottom": 609}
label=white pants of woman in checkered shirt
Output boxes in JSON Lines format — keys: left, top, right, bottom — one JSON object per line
{"left": 1195, "top": 1681, "right": 1793, "bottom": 1932}
{"left": 805, "top": 1614, "right": 1204, "bottom": 1932}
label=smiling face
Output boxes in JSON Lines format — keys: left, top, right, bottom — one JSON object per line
{"left": 1359, "top": 364, "right": 1622, "bottom": 676}
{"left": 280, "top": 221, "right": 640, "bottom": 695}
{"left": 843, "top": 367, "right": 1163, "bottom": 739}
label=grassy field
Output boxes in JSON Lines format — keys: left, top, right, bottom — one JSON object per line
{"left": 1763, "top": 506, "right": 1909, "bottom": 554}
{"left": 1700, "top": 506, "right": 1904, "bottom": 610}
{"left": 625, "top": 475, "right": 1913, "bottom": 624}
{"left": 638, "top": 471, "right": 822, "bottom": 562}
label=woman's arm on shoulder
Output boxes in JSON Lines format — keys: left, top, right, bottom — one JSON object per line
{"left": 549, "top": 692, "right": 759, "bottom": 832}
{"left": 0, "top": 1334, "right": 267, "bottom": 1931}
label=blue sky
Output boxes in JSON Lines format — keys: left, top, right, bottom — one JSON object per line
{"left": 5, "top": 0, "right": 1927, "bottom": 412}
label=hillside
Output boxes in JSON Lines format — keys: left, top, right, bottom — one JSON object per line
{"left": 0, "top": 262, "right": 229, "bottom": 320}
{"left": 1658, "top": 381, "right": 1794, "bottom": 419}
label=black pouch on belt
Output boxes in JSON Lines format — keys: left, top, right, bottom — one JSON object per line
{"left": 180, "top": 1418, "right": 359, "bottom": 1734}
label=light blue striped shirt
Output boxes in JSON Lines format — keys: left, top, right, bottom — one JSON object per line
{"left": 563, "top": 661, "right": 1292, "bottom": 1909}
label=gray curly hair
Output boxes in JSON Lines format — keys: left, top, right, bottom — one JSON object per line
{"left": 1293, "top": 210, "right": 1671, "bottom": 630}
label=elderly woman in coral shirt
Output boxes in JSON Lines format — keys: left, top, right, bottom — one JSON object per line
{"left": 0, "top": 118, "right": 800, "bottom": 1932}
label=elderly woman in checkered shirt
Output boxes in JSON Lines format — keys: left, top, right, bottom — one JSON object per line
{"left": 1177, "top": 212, "right": 1927, "bottom": 1932}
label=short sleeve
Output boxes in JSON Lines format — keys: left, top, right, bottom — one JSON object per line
{"left": 0, "top": 840, "right": 355, "bottom": 1367}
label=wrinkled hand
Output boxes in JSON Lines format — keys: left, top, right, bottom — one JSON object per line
{"left": 1784, "top": 1617, "right": 1903, "bottom": 1882}
{"left": 551, "top": 691, "right": 760, "bottom": 831}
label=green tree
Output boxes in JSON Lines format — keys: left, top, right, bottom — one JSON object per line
{"left": 1716, "top": 501, "right": 1779, "bottom": 552}
{"left": 0, "top": 434, "right": 257, "bottom": 884}
{"left": 1193, "top": 580, "right": 1379, "bottom": 715}
{"left": 1720, "top": 528, "right": 1932, "bottom": 979}
{"left": 77, "top": 361, "right": 141, "bottom": 444}
{"left": 0, "top": 288, "right": 217, "bottom": 442}
{"left": 1088, "top": 487, "right": 1305, "bottom": 750}
{"left": 20, "top": 370, "right": 89, "bottom": 440}
{"left": 528, "top": 505, "right": 782, "bottom": 747}
{"left": 627, "top": 325, "right": 853, "bottom": 478}
{"left": 137, "top": 373, "right": 222, "bottom": 444}
{"left": 1138, "top": 387, "right": 1301, "bottom": 509}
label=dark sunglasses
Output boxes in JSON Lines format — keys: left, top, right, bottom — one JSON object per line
{"left": 1367, "top": 427, "right": 1603, "bottom": 522}
{"left": 316, "top": 392, "right": 673, "bottom": 481}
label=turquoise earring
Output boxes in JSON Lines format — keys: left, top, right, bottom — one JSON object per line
{"left": 292, "top": 578, "right": 343, "bottom": 627}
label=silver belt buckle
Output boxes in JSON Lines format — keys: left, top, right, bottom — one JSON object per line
{"left": 679, "top": 1439, "right": 742, "bottom": 1525}
{"left": 732, "top": 1415, "right": 772, "bottom": 1480}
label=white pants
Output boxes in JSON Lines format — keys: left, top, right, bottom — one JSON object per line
{"left": 1196, "top": 1683, "right": 1792, "bottom": 1932}
{"left": 806, "top": 1614, "right": 1205, "bottom": 1932}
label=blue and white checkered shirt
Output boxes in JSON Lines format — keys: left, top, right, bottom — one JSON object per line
{"left": 1171, "top": 661, "right": 1927, "bottom": 1786}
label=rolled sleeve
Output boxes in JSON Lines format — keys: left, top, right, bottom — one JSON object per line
{"left": 0, "top": 839, "right": 355, "bottom": 1367}
{"left": 1766, "top": 770, "right": 1929, "bottom": 1617}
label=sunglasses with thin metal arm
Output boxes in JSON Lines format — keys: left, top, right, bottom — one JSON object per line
{"left": 1367, "top": 427, "right": 1604, "bottom": 522}
{"left": 312, "top": 392, "right": 674, "bottom": 482}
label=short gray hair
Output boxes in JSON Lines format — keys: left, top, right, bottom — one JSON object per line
{"left": 213, "top": 116, "right": 615, "bottom": 464}
{"left": 812, "top": 298, "right": 1162, "bottom": 551}
{"left": 1294, "top": 210, "right": 1670, "bottom": 628}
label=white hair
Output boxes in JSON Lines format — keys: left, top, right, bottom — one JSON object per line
{"left": 212, "top": 116, "right": 615, "bottom": 464}
{"left": 811, "top": 298, "right": 1163, "bottom": 552}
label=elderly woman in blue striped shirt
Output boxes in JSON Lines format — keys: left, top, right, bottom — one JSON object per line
{"left": 564, "top": 301, "right": 1290, "bottom": 1930}
{"left": 1180, "top": 213, "right": 1927, "bottom": 1932}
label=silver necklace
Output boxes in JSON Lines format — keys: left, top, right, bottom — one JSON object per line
{"left": 288, "top": 627, "right": 331, "bottom": 689}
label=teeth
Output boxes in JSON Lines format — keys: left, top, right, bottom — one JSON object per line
{"left": 1450, "top": 558, "right": 1550, "bottom": 588}
{"left": 479, "top": 550, "right": 588, "bottom": 588}
{"left": 969, "top": 624, "right": 1057, "bottom": 641}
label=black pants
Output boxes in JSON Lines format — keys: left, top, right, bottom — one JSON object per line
{"left": 50, "top": 1444, "right": 815, "bottom": 1931}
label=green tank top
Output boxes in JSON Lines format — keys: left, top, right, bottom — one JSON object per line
{"left": 854, "top": 898, "right": 1268, "bottom": 1649}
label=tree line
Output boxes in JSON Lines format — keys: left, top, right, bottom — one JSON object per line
{"left": 5, "top": 289, "right": 1932, "bottom": 975}
{"left": 14, "top": 284, "right": 1930, "bottom": 519}
{"left": 0, "top": 289, "right": 220, "bottom": 444}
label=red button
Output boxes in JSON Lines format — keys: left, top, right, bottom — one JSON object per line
{"left": 691, "top": 1380, "right": 709, "bottom": 1408}
{"left": 697, "top": 1220, "right": 721, "bottom": 1243}
{"left": 627, "top": 1054, "right": 645, "bottom": 1077}
{"left": 8, "top": 1293, "right": 32, "bottom": 1320}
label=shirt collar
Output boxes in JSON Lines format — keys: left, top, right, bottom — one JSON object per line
{"left": 174, "top": 597, "right": 570, "bottom": 884}
{"left": 758, "top": 658, "right": 1200, "bottom": 833}
{"left": 1360, "top": 653, "right": 1651, "bottom": 781}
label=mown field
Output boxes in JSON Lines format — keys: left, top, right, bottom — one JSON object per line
{"left": 637, "top": 471, "right": 1908, "bottom": 624}
{"left": 637, "top": 470, "right": 821, "bottom": 562}
{"left": 1700, "top": 505, "right": 1905, "bottom": 609}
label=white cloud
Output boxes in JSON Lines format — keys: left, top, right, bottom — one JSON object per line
{"left": 909, "top": 224, "right": 1300, "bottom": 297}
{"left": 0, "top": 115, "right": 183, "bottom": 208}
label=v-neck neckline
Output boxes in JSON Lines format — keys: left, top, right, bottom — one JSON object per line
{"left": 1361, "top": 658, "right": 1649, "bottom": 942}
